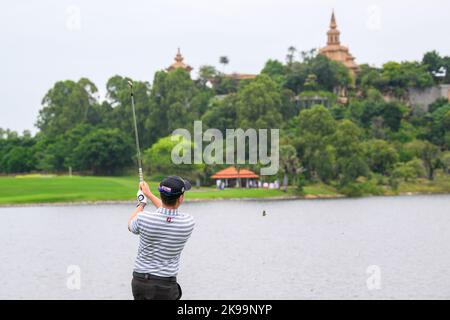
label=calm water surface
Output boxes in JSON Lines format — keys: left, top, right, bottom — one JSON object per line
{"left": 1, "top": 195, "right": 450, "bottom": 299}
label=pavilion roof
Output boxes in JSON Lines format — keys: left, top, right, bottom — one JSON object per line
{"left": 211, "top": 166, "right": 259, "bottom": 179}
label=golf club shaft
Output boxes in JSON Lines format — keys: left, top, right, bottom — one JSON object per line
{"left": 129, "top": 83, "right": 144, "bottom": 183}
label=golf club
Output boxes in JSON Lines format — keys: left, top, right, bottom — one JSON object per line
{"left": 128, "top": 80, "right": 144, "bottom": 183}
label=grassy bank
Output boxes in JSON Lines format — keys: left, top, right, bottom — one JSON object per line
{"left": 0, "top": 174, "right": 449, "bottom": 206}
{"left": 0, "top": 175, "right": 298, "bottom": 205}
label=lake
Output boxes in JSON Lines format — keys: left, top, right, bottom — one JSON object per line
{"left": 1, "top": 195, "right": 450, "bottom": 299}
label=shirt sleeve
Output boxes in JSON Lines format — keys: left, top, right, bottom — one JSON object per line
{"left": 129, "top": 213, "right": 140, "bottom": 235}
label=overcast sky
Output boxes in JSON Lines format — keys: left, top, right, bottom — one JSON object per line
{"left": 1, "top": 0, "right": 449, "bottom": 134}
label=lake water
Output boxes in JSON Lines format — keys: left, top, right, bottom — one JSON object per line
{"left": 1, "top": 195, "right": 450, "bottom": 300}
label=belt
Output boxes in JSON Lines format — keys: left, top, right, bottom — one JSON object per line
{"left": 133, "top": 271, "right": 177, "bottom": 282}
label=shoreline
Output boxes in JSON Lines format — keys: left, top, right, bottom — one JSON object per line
{"left": 1, "top": 191, "right": 449, "bottom": 208}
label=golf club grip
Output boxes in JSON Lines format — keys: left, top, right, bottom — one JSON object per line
{"left": 139, "top": 168, "right": 144, "bottom": 183}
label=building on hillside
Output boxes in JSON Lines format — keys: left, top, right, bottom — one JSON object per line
{"left": 319, "top": 10, "right": 359, "bottom": 78}
{"left": 166, "top": 48, "right": 193, "bottom": 73}
{"left": 211, "top": 166, "right": 259, "bottom": 188}
{"left": 296, "top": 95, "right": 332, "bottom": 109}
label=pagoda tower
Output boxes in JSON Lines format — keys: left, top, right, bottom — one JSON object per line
{"left": 319, "top": 11, "right": 359, "bottom": 77}
{"left": 166, "top": 48, "right": 193, "bottom": 73}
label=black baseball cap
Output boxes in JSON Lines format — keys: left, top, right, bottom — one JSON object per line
{"left": 158, "top": 176, "right": 192, "bottom": 198}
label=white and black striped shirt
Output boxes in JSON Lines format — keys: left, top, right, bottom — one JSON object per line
{"left": 129, "top": 207, "right": 195, "bottom": 277}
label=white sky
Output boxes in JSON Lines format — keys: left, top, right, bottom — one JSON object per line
{"left": 1, "top": 0, "right": 449, "bottom": 133}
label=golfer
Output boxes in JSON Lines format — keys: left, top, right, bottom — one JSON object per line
{"left": 128, "top": 176, "right": 195, "bottom": 300}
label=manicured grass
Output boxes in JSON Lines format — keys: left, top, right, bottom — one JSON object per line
{"left": 0, "top": 175, "right": 294, "bottom": 205}
{"left": 0, "top": 176, "right": 142, "bottom": 204}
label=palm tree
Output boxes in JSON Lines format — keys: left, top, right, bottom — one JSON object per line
{"left": 286, "top": 46, "right": 297, "bottom": 66}
{"left": 279, "top": 145, "right": 301, "bottom": 192}
{"left": 219, "top": 56, "right": 229, "bottom": 74}
{"left": 198, "top": 65, "right": 217, "bottom": 87}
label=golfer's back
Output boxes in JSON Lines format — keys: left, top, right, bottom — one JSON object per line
{"left": 129, "top": 207, "right": 195, "bottom": 277}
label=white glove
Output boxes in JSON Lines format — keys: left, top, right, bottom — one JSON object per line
{"left": 137, "top": 190, "right": 147, "bottom": 207}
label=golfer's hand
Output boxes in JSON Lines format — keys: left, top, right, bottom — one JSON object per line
{"left": 139, "top": 181, "right": 151, "bottom": 197}
{"left": 137, "top": 190, "right": 147, "bottom": 207}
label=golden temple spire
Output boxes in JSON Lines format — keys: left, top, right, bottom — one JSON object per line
{"left": 330, "top": 9, "right": 337, "bottom": 29}
{"left": 319, "top": 10, "right": 359, "bottom": 79}
{"left": 166, "top": 47, "right": 193, "bottom": 73}
{"left": 327, "top": 10, "right": 340, "bottom": 45}
{"left": 175, "top": 47, "right": 183, "bottom": 63}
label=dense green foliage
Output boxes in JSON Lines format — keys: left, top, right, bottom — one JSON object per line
{"left": 1, "top": 49, "right": 449, "bottom": 195}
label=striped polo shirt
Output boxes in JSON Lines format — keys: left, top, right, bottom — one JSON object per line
{"left": 129, "top": 207, "right": 195, "bottom": 277}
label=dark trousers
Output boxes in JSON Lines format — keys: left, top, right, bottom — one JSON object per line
{"left": 131, "top": 272, "right": 182, "bottom": 300}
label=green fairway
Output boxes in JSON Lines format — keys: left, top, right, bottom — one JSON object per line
{"left": 1, "top": 175, "right": 449, "bottom": 206}
{"left": 0, "top": 175, "right": 302, "bottom": 205}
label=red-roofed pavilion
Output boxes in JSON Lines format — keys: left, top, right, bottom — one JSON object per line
{"left": 211, "top": 166, "right": 259, "bottom": 188}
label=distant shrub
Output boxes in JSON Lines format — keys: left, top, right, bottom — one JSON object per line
{"left": 392, "top": 158, "right": 426, "bottom": 182}
{"left": 338, "top": 180, "right": 383, "bottom": 197}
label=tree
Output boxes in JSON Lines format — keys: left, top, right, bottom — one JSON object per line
{"left": 295, "top": 105, "right": 337, "bottom": 180}
{"left": 443, "top": 56, "right": 450, "bottom": 83}
{"left": 33, "top": 124, "right": 95, "bottom": 172}
{"left": 106, "top": 75, "right": 152, "bottom": 148}
{"left": 280, "top": 89, "right": 298, "bottom": 121}
{"left": 0, "top": 146, "right": 36, "bottom": 173}
{"left": 261, "top": 59, "right": 286, "bottom": 85}
{"left": 314, "top": 145, "right": 337, "bottom": 182}
{"left": 309, "top": 54, "right": 351, "bottom": 91}
{"left": 392, "top": 158, "right": 426, "bottom": 182}
{"left": 332, "top": 120, "right": 369, "bottom": 184}
{"left": 284, "top": 61, "right": 308, "bottom": 93}
{"left": 428, "top": 104, "right": 450, "bottom": 147}
{"left": 284, "top": 53, "right": 351, "bottom": 93}
{"left": 213, "top": 76, "right": 238, "bottom": 95}
{"left": 201, "top": 95, "right": 238, "bottom": 133}
{"left": 382, "top": 101, "right": 406, "bottom": 132}
{"left": 236, "top": 74, "right": 283, "bottom": 129}
{"left": 406, "top": 140, "right": 440, "bottom": 180}
{"left": 380, "top": 61, "right": 434, "bottom": 97}
{"left": 72, "top": 128, "right": 133, "bottom": 175}
{"left": 279, "top": 144, "right": 300, "bottom": 191}
{"left": 219, "top": 56, "right": 229, "bottom": 73}
{"left": 198, "top": 65, "right": 218, "bottom": 87}
{"left": 356, "top": 64, "right": 385, "bottom": 91}
{"left": 143, "top": 135, "right": 203, "bottom": 180}
{"left": 355, "top": 99, "right": 406, "bottom": 133}
{"left": 362, "top": 139, "right": 399, "bottom": 175}
{"left": 441, "top": 151, "right": 450, "bottom": 174}
{"left": 34, "top": 135, "right": 68, "bottom": 172}
{"left": 428, "top": 97, "right": 449, "bottom": 113}
{"left": 0, "top": 130, "right": 37, "bottom": 173}
{"left": 145, "top": 68, "right": 206, "bottom": 145}
{"left": 286, "top": 46, "right": 297, "bottom": 66}
{"left": 422, "top": 50, "right": 448, "bottom": 82}
{"left": 37, "top": 78, "right": 99, "bottom": 136}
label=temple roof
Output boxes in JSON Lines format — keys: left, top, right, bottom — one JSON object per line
{"left": 166, "top": 48, "right": 193, "bottom": 72}
{"left": 319, "top": 10, "right": 359, "bottom": 74}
